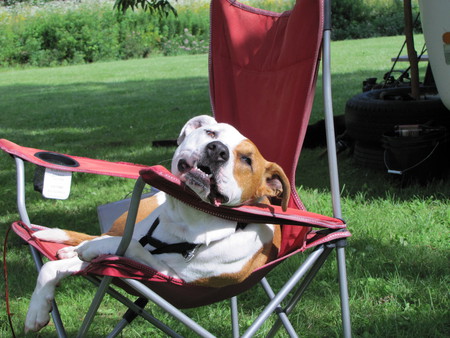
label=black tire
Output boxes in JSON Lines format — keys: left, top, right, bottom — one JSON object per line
{"left": 345, "top": 87, "right": 450, "bottom": 144}
{"left": 353, "top": 142, "right": 385, "bottom": 169}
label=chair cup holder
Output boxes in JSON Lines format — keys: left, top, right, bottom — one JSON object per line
{"left": 33, "top": 152, "right": 79, "bottom": 193}
{"left": 34, "top": 151, "right": 80, "bottom": 167}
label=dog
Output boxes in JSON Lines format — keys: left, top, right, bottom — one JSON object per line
{"left": 24, "top": 115, "right": 290, "bottom": 332}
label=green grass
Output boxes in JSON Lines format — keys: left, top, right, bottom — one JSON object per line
{"left": 1, "top": 35, "right": 449, "bottom": 337}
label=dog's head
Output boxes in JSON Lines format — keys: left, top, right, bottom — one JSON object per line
{"left": 172, "top": 115, "right": 290, "bottom": 210}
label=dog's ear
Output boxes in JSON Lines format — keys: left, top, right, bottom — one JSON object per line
{"left": 263, "top": 162, "right": 291, "bottom": 211}
{"left": 177, "top": 115, "right": 218, "bottom": 145}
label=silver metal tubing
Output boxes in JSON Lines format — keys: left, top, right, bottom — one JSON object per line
{"left": 230, "top": 297, "right": 239, "bottom": 338}
{"left": 83, "top": 276, "right": 181, "bottom": 337}
{"left": 123, "top": 278, "right": 215, "bottom": 338}
{"left": 267, "top": 246, "right": 333, "bottom": 337}
{"left": 116, "top": 177, "right": 146, "bottom": 256}
{"left": 337, "top": 246, "right": 351, "bottom": 338}
{"left": 284, "top": 247, "right": 332, "bottom": 314}
{"left": 107, "top": 319, "right": 129, "bottom": 338}
{"left": 77, "top": 276, "right": 114, "bottom": 338}
{"left": 14, "top": 157, "right": 31, "bottom": 227}
{"left": 260, "top": 278, "right": 298, "bottom": 338}
{"left": 241, "top": 246, "right": 325, "bottom": 338}
{"left": 322, "top": 31, "right": 342, "bottom": 220}
{"left": 50, "top": 303, "right": 68, "bottom": 338}
{"left": 322, "top": 1, "right": 352, "bottom": 335}
{"left": 15, "top": 157, "right": 68, "bottom": 337}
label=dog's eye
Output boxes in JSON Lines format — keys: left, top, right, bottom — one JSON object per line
{"left": 205, "top": 129, "right": 216, "bottom": 138}
{"left": 241, "top": 155, "right": 252, "bottom": 167}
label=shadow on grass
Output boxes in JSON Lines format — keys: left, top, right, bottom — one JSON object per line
{"left": 0, "top": 76, "right": 210, "bottom": 162}
{"left": 296, "top": 147, "right": 450, "bottom": 202}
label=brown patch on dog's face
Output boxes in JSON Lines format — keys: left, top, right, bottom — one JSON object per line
{"left": 233, "top": 140, "right": 290, "bottom": 210}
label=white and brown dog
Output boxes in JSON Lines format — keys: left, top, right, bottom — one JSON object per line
{"left": 25, "top": 115, "right": 290, "bottom": 332}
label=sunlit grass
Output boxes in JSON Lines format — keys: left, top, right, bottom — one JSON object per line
{"left": 0, "top": 35, "right": 448, "bottom": 337}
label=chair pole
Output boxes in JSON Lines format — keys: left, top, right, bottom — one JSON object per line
{"left": 123, "top": 278, "right": 216, "bottom": 338}
{"left": 266, "top": 246, "right": 333, "bottom": 337}
{"left": 241, "top": 246, "right": 326, "bottom": 338}
{"left": 322, "top": 1, "right": 342, "bottom": 219}
{"left": 260, "top": 278, "right": 298, "bottom": 337}
{"left": 77, "top": 177, "right": 147, "bottom": 337}
{"left": 230, "top": 297, "right": 240, "bottom": 338}
{"left": 322, "top": 0, "right": 352, "bottom": 337}
{"left": 15, "top": 157, "right": 68, "bottom": 337}
{"left": 83, "top": 276, "right": 181, "bottom": 337}
{"left": 14, "top": 157, "right": 31, "bottom": 227}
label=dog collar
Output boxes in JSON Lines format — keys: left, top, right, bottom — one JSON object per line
{"left": 139, "top": 218, "right": 247, "bottom": 262}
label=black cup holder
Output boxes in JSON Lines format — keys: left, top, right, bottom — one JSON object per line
{"left": 34, "top": 151, "right": 80, "bottom": 167}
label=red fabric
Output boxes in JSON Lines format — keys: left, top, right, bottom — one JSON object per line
{"left": 12, "top": 221, "right": 349, "bottom": 309}
{"left": 140, "top": 166, "right": 346, "bottom": 232}
{"left": 210, "top": 0, "right": 323, "bottom": 184}
{"left": 209, "top": 0, "right": 324, "bottom": 254}
{"left": 0, "top": 139, "right": 148, "bottom": 179}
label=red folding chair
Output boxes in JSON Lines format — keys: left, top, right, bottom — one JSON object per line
{"left": 1, "top": 0, "right": 352, "bottom": 336}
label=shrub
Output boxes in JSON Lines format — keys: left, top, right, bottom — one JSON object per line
{"left": 0, "top": 0, "right": 423, "bottom": 67}
{"left": 332, "top": 0, "right": 421, "bottom": 40}
{"left": 162, "top": 28, "right": 209, "bottom": 56}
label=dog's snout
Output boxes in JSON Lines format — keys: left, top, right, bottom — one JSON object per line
{"left": 178, "top": 159, "right": 191, "bottom": 173}
{"left": 206, "top": 141, "right": 229, "bottom": 163}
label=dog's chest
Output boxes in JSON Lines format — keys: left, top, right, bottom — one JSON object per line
{"left": 132, "top": 195, "right": 275, "bottom": 284}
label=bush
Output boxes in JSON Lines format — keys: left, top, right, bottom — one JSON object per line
{"left": 332, "top": 0, "right": 421, "bottom": 40}
{"left": 0, "top": 0, "right": 212, "bottom": 67}
{"left": 0, "top": 0, "right": 423, "bottom": 67}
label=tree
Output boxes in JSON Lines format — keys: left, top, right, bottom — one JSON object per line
{"left": 403, "top": 0, "right": 420, "bottom": 99}
{"left": 114, "top": 0, "right": 177, "bottom": 16}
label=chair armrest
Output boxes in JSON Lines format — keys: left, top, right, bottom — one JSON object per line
{"left": 0, "top": 139, "right": 149, "bottom": 179}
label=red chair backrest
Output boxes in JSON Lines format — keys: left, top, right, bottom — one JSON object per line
{"left": 209, "top": 0, "right": 324, "bottom": 255}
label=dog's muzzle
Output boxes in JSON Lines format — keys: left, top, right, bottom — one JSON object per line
{"left": 177, "top": 141, "right": 230, "bottom": 206}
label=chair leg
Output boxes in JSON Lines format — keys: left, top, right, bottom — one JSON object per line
{"left": 260, "top": 278, "right": 298, "bottom": 338}
{"left": 77, "top": 276, "right": 114, "bottom": 338}
{"left": 230, "top": 297, "right": 239, "bottom": 338}
{"left": 83, "top": 275, "right": 182, "bottom": 337}
{"left": 123, "top": 278, "right": 215, "bottom": 338}
{"left": 241, "top": 246, "right": 326, "bottom": 338}
{"left": 266, "top": 247, "right": 333, "bottom": 337}
{"left": 336, "top": 245, "right": 352, "bottom": 338}
{"left": 107, "top": 297, "right": 149, "bottom": 338}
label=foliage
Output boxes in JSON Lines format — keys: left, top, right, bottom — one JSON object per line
{"left": 0, "top": 0, "right": 210, "bottom": 67}
{"left": 331, "top": 0, "right": 421, "bottom": 40}
{"left": 0, "top": 0, "right": 423, "bottom": 66}
{"left": 114, "top": 0, "right": 176, "bottom": 16}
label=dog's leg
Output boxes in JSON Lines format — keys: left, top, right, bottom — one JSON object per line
{"left": 25, "top": 257, "right": 89, "bottom": 332}
{"left": 32, "top": 228, "right": 97, "bottom": 246}
{"left": 75, "top": 237, "right": 178, "bottom": 277}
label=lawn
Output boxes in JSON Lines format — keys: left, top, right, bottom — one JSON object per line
{"left": 1, "top": 34, "right": 449, "bottom": 337}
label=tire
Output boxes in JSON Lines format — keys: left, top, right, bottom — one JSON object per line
{"left": 353, "top": 142, "right": 385, "bottom": 169}
{"left": 345, "top": 87, "right": 450, "bottom": 144}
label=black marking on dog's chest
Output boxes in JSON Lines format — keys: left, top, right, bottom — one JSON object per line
{"left": 139, "top": 218, "right": 247, "bottom": 262}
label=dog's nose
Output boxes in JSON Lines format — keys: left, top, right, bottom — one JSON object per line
{"left": 206, "top": 141, "right": 229, "bottom": 163}
{"left": 177, "top": 159, "right": 191, "bottom": 173}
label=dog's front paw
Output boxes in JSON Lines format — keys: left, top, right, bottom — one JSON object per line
{"left": 75, "top": 241, "right": 101, "bottom": 262}
{"left": 24, "top": 291, "right": 52, "bottom": 333}
{"left": 57, "top": 246, "right": 78, "bottom": 259}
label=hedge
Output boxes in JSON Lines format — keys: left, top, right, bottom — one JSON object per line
{"left": 0, "top": 0, "right": 421, "bottom": 67}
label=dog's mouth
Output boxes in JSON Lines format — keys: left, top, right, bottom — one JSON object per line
{"left": 178, "top": 159, "right": 229, "bottom": 206}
